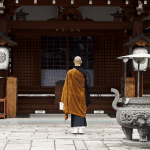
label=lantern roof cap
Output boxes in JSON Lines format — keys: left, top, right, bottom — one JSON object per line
{"left": 117, "top": 53, "right": 150, "bottom": 59}
{"left": 0, "top": 31, "right": 18, "bottom": 46}
{"left": 124, "top": 33, "right": 150, "bottom": 47}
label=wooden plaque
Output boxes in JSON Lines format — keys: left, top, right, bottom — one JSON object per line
{"left": 6, "top": 77, "right": 17, "bottom": 118}
{"left": 121, "top": 77, "right": 135, "bottom": 97}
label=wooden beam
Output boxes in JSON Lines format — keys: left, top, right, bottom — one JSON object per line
{"left": 3, "top": 0, "right": 147, "bottom": 8}
{"left": 7, "top": 21, "right": 133, "bottom": 30}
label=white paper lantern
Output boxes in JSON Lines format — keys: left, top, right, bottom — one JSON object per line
{"left": 132, "top": 47, "right": 148, "bottom": 71}
{"left": 0, "top": 46, "right": 9, "bottom": 70}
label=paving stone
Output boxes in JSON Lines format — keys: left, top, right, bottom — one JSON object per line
{"left": 87, "top": 134, "right": 105, "bottom": 139}
{"left": 103, "top": 141, "right": 122, "bottom": 143}
{"left": 8, "top": 140, "right": 31, "bottom": 144}
{"left": 7, "top": 135, "right": 32, "bottom": 138}
{"left": 32, "top": 141, "right": 54, "bottom": 147}
{"left": 103, "top": 139, "right": 123, "bottom": 141}
{"left": 31, "top": 135, "right": 48, "bottom": 138}
{"left": 55, "top": 145, "right": 76, "bottom": 150}
{"left": 5, "top": 145, "right": 30, "bottom": 150}
{"left": 31, "top": 147, "right": 54, "bottom": 150}
{"left": 5, "top": 148, "right": 30, "bottom": 150}
{"left": 55, "top": 139, "right": 74, "bottom": 144}
{"left": 105, "top": 143, "right": 123, "bottom": 147}
{"left": 84, "top": 141, "right": 107, "bottom": 148}
{"left": 129, "top": 149, "right": 148, "bottom": 150}
{"left": 0, "top": 114, "right": 142, "bottom": 150}
{"left": 128, "top": 147, "right": 150, "bottom": 150}
{"left": 108, "top": 147, "right": 130, "bottom": 150}
{"left": 103, "top": 134, "right": 125, "bottom": 138}
{"left": 0, "top": 143, "right": 7, "bottom": 147}
{"left": 88, "top": 148, "right": 108, "bottom": 150}
{"left": 0, "top": 137, "right": 6, "bottom": 139}
{"left": 48, "top": 134, "right": 90, "bottom": 139}
{"left": 32, "top": 139, "right": 54, "bottom": 142}
{"left": 11, "top": 131, "right": 34, "bottom": 133}
{"left": 74, "top": 140, "right": 86, "bottom": 149}
{"left": 40, "top": 131, "right": 66, "bottom": 134}
{"left": 7, "top": 137, "right": 32, "bottom": 140}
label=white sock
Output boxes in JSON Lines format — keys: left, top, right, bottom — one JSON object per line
{"left": 79, "top": 127, "right": 83, "bottom": 131}
{"left": 73, "top": 127, "right": 78, "bottom": 132}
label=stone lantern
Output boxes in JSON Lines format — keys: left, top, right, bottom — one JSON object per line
{"left": 111, "top": 33, "right": 150, "bottom": 148}
{"left": 15, "top": 9, "right": 29, "bottom": 21}
{"left": 110, "top": 7, "right": 126, "bottom": 21}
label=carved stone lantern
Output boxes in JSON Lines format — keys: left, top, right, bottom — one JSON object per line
{"left": 15, "top": 9, "right": 29, "bottom": 21}
{"left": 111, "top": 33, "right": 150, "bottom": 148}
{"left": 110, "top": 7, "right": 126, "bottom": 21}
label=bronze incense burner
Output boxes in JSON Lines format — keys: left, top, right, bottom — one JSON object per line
{"left": 111, "top": 47, "right": 150, "bottom": 143}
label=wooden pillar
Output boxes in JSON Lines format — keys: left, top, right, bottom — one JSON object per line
{"left": 0, "top": 20, "right": 8, "bottom": 37}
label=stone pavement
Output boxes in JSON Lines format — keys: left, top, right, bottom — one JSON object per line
{"left": 0, "top": 114, "right": 149, "bottom": 150}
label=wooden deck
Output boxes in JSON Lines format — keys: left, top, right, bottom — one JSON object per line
{"left": 14, "top": 95, "right": 117, "bottom": 116}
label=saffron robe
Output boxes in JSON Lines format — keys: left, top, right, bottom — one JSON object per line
{"left": 75, "top": 66, "right": 91, "bottom": 107}
{"left": 61, "top": 67, "right": 88, "bottom": 120}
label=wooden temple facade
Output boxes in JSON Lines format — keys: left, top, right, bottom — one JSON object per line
{"left": 1, "top": 0, "right": 150, "bottom": 116}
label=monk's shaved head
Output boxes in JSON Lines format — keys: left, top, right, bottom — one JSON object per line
{"left": 73, "top": 56, "right": 82, "bottom": 66}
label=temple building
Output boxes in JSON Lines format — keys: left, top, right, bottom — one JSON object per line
{"left": 0, "top": 0, "right": 150, "bottom": 117}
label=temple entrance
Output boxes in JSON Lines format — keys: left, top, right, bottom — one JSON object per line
{"left": 41, "top": 36, "right": 94, "bottom": 87}
{"left": 13, "top": 34, "right": 122, "bottom": 115}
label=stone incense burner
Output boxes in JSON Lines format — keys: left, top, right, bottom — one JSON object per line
{"left": 111, "top": 47, "right": 150, "bottom": 144}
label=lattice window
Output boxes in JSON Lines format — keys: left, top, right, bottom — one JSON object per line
{"left": 41, "top": 36, "right": 67, "bottom": 69}
{"left": 95, "top": 36, "right": 121, "bottom": 87}
{"left": 69, "top": 37, "right": 94, "bottom": 69}
{"left": 13, "top": 36, "right": 40, "bottom": 87}
{"left": 41, "top": 36, "right": 94, "bottom": 87}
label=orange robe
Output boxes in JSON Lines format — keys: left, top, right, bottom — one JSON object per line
{"left": 61, "top": 68, "right": 87, "bottom": 120}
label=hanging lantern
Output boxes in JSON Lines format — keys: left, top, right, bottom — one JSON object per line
{"left": 107, "top": 0, "right": 111, "bottom": 4}
{"left": 15, "top": 0, "right": 19, "bottom": 3}
{"left": 144, "top": 0, "right": 147, "bottom": 4}
{"left": 52, "top": 0, "right": 56, "bottom": 4}
{"left": 0, "top": 46, "right": 9, "bottom": 70}
{"left": 132, "top": 47, "right": 148, "bottom": 71}
{"left": 34, "top": 0, "right": 37, "bottom": 4}
{"left": 89, "top": 0, "right": 92, "bottom": 4}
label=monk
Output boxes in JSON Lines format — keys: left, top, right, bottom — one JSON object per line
{"left": 61, "top": 56, "right": 91, "bottom": 134}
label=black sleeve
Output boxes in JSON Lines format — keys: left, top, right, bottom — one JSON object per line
{"left": 85, "top": 71, "right": 91, "bottom": 87}
{"left": 78, "top": 68, "right": 92, "bottom": 107}
{"left": 83, "top": 69, "right": 91, "bottom": 106}
{"left": 79, "top": 68, "right": 91, "bottom": 87}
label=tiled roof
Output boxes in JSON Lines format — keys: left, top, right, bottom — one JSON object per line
{"left": 0, "top": 31, "right": 18, "bottom": 46}
{"left": 124, "top": 33, "right": 150, "bottom": 46}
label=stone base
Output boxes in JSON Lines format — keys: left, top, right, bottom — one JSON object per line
{"left": 122, "top": 138, "right": 150, "bottom": 148}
